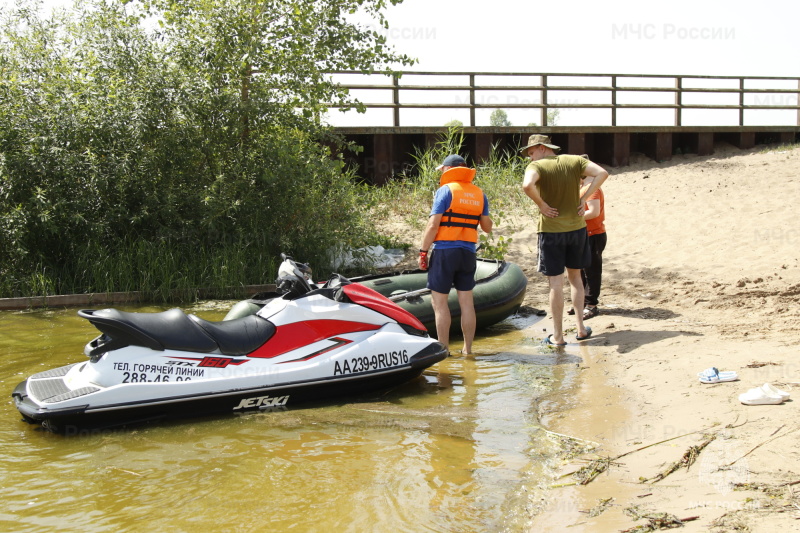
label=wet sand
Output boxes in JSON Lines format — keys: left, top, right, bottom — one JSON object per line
{"left": 513, "top": 143, "right": 800, "bottom": 531}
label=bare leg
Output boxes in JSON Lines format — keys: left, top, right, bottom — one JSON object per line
{"left": 547, "top": 274, "right": 566, "bottom": 344}
{"left": 457, "top": 290, "right": 476, "bottom": 354}
{"left": 430, "top": 290, "right": 451, "bottom": 351}
{"left": 566, "top": 268, "right": 589, "bottom": 338}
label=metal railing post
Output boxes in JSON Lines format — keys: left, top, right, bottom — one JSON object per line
{"left": 675, "top": 77, "right": 682, "bottom": 126}
{"left": 611, "top": 76, "right": 617, "bottom": 127}
{"left": 541, "top": 75, "right": 548, "bottom": 127}
{"left": 469, "top": 74, "right": 476, "bottom": 127}
{"left": 739, "top": 78, "right": 745, "bottom": 126}
{"left": 393, "top": 74, "right": 400, "bottom": 127}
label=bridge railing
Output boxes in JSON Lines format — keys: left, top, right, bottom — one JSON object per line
{"left": 327, "top": 71, "right": 800, "bottom": 128}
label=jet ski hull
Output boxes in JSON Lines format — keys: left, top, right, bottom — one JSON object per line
{"left": 13, "top": 345, "right": 443, "bottom": 433}
{"left": 12, "top": 265, "right": 448, "bottom": 432}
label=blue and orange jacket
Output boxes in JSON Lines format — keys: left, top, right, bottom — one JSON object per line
{"left": 434, "top": 167, "right": 484, "bottom": 243}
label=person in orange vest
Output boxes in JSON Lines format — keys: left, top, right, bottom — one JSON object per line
{"left": 579, "top": 174, "right": 606, "bottom": 319}
{"left": 418, "top": 154, "right": 493, "bottom": 355}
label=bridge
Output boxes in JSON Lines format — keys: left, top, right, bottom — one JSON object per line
{"left": 328, "top": 71, "right": 800, "bottom": 184}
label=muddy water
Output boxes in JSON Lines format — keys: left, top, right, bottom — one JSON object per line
{"left": 0, "top": 304, "right": 584, "bottom": 532}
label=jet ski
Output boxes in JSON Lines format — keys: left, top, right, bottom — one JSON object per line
{"left": 12, "top": 255, "right": 448, "bottom": 432}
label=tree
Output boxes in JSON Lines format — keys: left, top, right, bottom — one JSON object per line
{"left": 527, "top": 109, "right": 561, "bottom": 127}
{"left": 489, "top": 109, "right": 512, "bottom": 127}
{"left": 0, "top": 0, "right": 415, "bottom": 297}
{"left": 444, "top": 119, "right": 463, "bottom": 127}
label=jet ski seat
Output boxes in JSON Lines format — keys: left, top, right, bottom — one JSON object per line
{"left": 79, "top": 309, "right": 275, "bottom": 357}
{"left": 189, "top": 315, "right": 276, "bottom": 356}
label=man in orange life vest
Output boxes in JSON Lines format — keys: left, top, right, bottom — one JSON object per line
{"left": 418, "top": 155, "right": 493, "bottom": 355}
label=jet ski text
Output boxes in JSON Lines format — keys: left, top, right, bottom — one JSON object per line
{"left": 233, "top": 395, "right": 290, "bottom": 410}
{"left": 333, "top": 350, "right": 409, "bottom": 376}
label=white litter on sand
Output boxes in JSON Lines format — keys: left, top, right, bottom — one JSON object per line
{"left": 329, "top": 245, "right": 406, "bottom": 270}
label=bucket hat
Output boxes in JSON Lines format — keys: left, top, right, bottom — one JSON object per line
{"left": 519, "top": 134, "right": 560, "bottom": 153}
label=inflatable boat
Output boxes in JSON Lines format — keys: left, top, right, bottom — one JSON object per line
{"left": 227, "top": 258, "right": 528, "bottom": 335}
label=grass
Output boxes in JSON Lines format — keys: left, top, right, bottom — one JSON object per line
{"left": 758, "top": 141, "right": 800, "bottom": 154}
{"left": 365, "top": 128, "right": 532, "bottom": 226}
{"left": 364, "top": 128, "right": 535, "bottom": 259}
{"left": 2, "top": 129, "right": 536, "bottom": 301}
{"left": 1, "top": 237, "right": 278, "bottom": 303}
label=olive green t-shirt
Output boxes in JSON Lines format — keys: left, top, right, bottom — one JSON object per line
{"left": 527, "top": 155, "right": 589, "bottom": 233}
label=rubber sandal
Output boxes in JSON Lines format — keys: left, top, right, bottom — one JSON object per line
{"left": 583, "top": 306, "right": 599, "bottom": 319}
{"left": 739, "top": 387, "right": 784, "bottom": 405}
{"left": 761, "top": 383, "right": 790, "bottom": 401}
{"left": 698, "top": 367, "right": 738, "bottom": 384}
{"left": 567, "top": 307, "right": 575, "bottom": 316}
{"left": 542, "top": 334, "right": 567, "bottom": 346}
{"left": 575, "top": 327, "right": 592, "bottom": 341}
{"left": 697, "top": 367, "right": 738, "bottom": 379}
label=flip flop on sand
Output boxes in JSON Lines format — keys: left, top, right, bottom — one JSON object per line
{"left": 542, "top": 335, "right": 567, "bottom": 346}
{"left": 698, "top": 367, "right": 739, "bottom": 384}
{"left": 576, "top": 327, "right": 592, "bottom": 341}
{"left": 739, "top": 387, "right": 785, "bottom": 406}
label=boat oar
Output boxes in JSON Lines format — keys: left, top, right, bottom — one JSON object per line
{"left": 388, "top": 288, "right": 430, "bottom": 303}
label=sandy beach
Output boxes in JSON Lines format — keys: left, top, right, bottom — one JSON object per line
{"left": 505, "top": 142, "right": 800, "bottom": 531}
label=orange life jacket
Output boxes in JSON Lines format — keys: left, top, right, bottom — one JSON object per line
{"left": 434, "top": 167, "right": 484, "bottom": 243}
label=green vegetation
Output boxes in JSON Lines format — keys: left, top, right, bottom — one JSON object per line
{"left": 489, "top": 110, "right": 512, "bottom": 127}
{"left": 364, "top": 127, "right": 532, "bottom": 259}
{"left": 0, "top": 0, "right": 413, "bottom": 299}
{"left": 758, "top": 141, "right": 800, "bottom": 154}
{"left": 0, "top": 2, "right": 535, "bottom": 301}
{"left": 527, "top": 109, "right": 560, "bottom": 127}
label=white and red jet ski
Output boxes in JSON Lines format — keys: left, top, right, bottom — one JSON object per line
{"left": 12, "top": 256, "right": 447, "bottom": 432}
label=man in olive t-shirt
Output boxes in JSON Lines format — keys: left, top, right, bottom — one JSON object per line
{"left": 521, "top": 135, "right": 609, "bottom": 346}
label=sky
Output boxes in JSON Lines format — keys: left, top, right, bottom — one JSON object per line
{"left": 336, "top": 0, "right": 800, "bottom": 127}
{"left": 20, "top": 0, "right": 800, "bottom": 128}
{"left": 375, "top": 0, "right": 799, "bottom": 77}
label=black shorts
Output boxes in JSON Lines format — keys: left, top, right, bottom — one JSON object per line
{"left": 537, "top": 228, "right": 591, "bottom": 276}
{"left": 426, "top": 247, "right": 477, "bottom": 293}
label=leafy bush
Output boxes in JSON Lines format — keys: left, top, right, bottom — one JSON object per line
{"left": 0, "top": 0, "right": 412, "bottom": 298}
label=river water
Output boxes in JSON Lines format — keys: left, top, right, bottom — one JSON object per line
{"left": 0, "top": 303, "right": 584, "bottom": 532}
